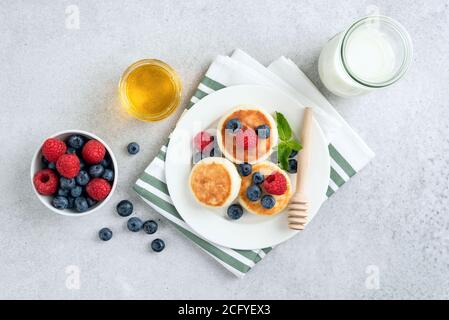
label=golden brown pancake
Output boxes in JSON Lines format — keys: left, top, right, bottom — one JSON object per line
{"left": 216, "top": 107, "right": 278, "bottom": 164}
{"left": 189, "top": 157, "right": 241, "bottom": 208}
{"left": 238, "top": 162, "right": 292, "bottom": 215}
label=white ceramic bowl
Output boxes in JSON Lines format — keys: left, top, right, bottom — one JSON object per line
{"left": 30, "top": 130, "right": 118, "bottom": 217}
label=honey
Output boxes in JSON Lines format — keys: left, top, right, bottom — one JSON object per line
{"left": 119, "top": 59, "right": 181, "bottom": 121}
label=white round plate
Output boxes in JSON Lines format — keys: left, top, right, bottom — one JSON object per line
{"left": 165, "top": 85, "right": 330, "bottom": 249}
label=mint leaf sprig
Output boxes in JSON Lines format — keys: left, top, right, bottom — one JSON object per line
{"left": 275, "top": 111, "right": 302, "bottom": 171}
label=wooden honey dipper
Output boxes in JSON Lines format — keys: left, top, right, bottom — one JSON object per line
{"left": 288, "top": 107, "right": 313, "bottom": 230}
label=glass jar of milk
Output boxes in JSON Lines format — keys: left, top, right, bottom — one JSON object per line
{"left": 318, "top": 16, "right": 412, "bottom": 97}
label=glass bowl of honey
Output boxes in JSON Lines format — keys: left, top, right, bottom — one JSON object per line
{"left": 119, "top": 59, "right": 182, "bottom": 122}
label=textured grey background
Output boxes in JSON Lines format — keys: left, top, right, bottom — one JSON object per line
{"left": 0, "top": 0, "right": 448, "bottom": 299}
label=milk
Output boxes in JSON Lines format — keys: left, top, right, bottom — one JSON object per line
{"left": 318, "top": 16, "right": 412, "bottom": 97}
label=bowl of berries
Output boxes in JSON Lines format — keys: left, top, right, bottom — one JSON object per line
{"left": 30, "top": 130, "right": 118, "bottom": 216}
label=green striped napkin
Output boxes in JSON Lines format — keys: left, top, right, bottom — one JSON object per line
{"left": 133, "top": 50, "right": 375, "bottom": 277}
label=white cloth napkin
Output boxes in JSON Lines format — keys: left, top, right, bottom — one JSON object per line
{"left": 134, "top": 49, "right": 375, "bottom": 277}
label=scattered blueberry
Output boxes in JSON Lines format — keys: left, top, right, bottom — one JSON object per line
{"left": 227, "top": 204, "right": 244, "bottom": 220}
{"left": 57, "top": 188, "right": 69, "bottom": 197}
{"left": 70, "top": 185, "right": 83, "bottom": 198}
{"left": 47, "top": 162, "right": 56, "bottom": 170}
{"left": 246, "top": 185, "right": 262, "bottom": 201}
{"left": 52, "top": 196, "right": 69, "bottom": 209}
{"left": 117, "top": 200, "right": 133, "bottom": 217}
{"left": 252, "top": 172, "right": 264, "bottom": 185}
{"left": 289, "top": 150, "right": 298, "bottom": 158}
{"left": 193, "top": 152, "right": 203, "bottom": 164}
{"left": 287, "top": 159, "right": 298, "bottom": 173}
{"left": 237, "top": 163, "right": 252, "bottom": 176}
{"left": 127, "top": 142, "right": 140, "bottom": 155}
{"left": 151, "top": 239, "right": 165, "bottom": 252}
{"left": 66, "top": 147, "right": 76, "bottom": 154}
{"left": 67, "top": 135, "right": 85, "bottom": 149}
{"left": 256, "top": 124, "right": 270, "bottom": 139}
{"left": 89, "top": 164, "right": 104, "bottom": 178}
{"left": 74, "top": 197, "right": 89, "bottom": 212}
{"left": 102, "top": 169, "right": 114, "bottom": 182}
{"left": 67, "top": 197, "right": 75, "bottom": 209}
{"left": 143, "top": 220, "right": 158, "bottom": 234}
{"left": 261, "top": 195, "right": 276, "bottom": 209}
{"left": 127, "top": 217, "right": 143, "bottom": 232}
{"left": 75, "top": 170, "right": 90, "bottom": 186}
{"left": 225, "top": 118, "right": 241, "bottom": 133}
{"left": 60, "top": 177, "right": 76, "bottom": 190}
{"left": 98, "top": 228, "right": 113, "bottom": 241}
{"left": 86, "top": 197, "right": 97, "bottom": 208}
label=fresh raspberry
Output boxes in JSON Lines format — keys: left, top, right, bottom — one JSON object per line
{"left": 42, "top": 138, "right": 67, "bottom": 162}
{"left": 193, "top": 131, "right": 213, "bottom": 151}
{"left": 235, "top": 128, "right": 257, "bottom": 150}
{"left": 56, "top": 154, "right": 80, "bottom": 178}
{"left": 82, "top": 140, "right": 106, "bottom": 164}
{"left": 33, "top": 169, "right": 59, "bottom": 195}
{"left": 262, "top": 172, "right": 287, "bottom": 195}
{"left": 86, "top": 178, "right": 111, "bottom": 201}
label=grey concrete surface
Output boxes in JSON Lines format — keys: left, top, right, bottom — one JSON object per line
{"left": 0, "top": 0, "right": 448, "bottom": 299}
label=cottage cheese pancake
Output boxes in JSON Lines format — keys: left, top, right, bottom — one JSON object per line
{"left": 239, "top": 161, "right": 292, "bottom": 215}
{"left": 216, "top": 107, "right": 278, "bottom": 164}
{"left": 189, "top": 157, "right": 241, "bottom": 208}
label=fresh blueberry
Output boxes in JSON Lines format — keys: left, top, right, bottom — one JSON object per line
{"left": 227, "top": 204, "right": 244, "bottom": 220}
{"left": 127, "top": 142, "right": 140, "bottom": 155}
{"left": 237, "top": 163, "right": 252, "bottom": 176}
{"left": 89, "top": 164, "right": 104, "bottom": 178}
{"left": 246, "top": 185, "right": 262, "bottom": 201}
{"left": 252, "top": 172, "right": 264, "bottom": 185}
{"left": 67, "top": 135, "right": 85, "bottom": 149}
{"left": 57, "top": 188, "right": 69, "bottom": 197}
{"left": 143, "top": 220, "right": 158, "bottom": 234}
{"left": 86, "top": 197, "right": 97, "bottom": 208}
{"left": 287, "top": 159, "right": 298, "bottom": 173}
{"left": 41, "top": 155, "right": 51, "bottom": 168}
{"left": 256, "top": 124, "right": 270, "bottom": 139}
{"left": 289, "top": 150, "right": 298, "bottom": 158}
{"left": 74, "top": 197, "right": 89, "bottom": 213}
{"left": 67, "top": 197, "right": 75, "bottom": 209}
{"left": 98, "top": 228, "right": 113, "bottom": 241}
{"left": 66, "top": 147, "right": 76, "bottom": 154}
{"left": 60, "top": 177, "right": 76, "bottom": 190}
{"left": 52, "top": 196, "right": 69, "bottom": 209}
{"left": 47, "top": 162, "right": 56, "bottom": 170}
{"left": 225, "top": 118, "right": 241, "bottom": 133}
{"left": 193, "top": 152, "right": 203, "bottom": 164}
{"left": 79, "top": 159, "right": 86, "bottom": 170}
{"left": 261, "top": 195, "right": 276, "bottom": 209}
{"left": 116, "top": 200, "right": 133, "bottom": 217}
{"left": 70, "top": 185, "right": 82, "bottom": 198}
{"left": 127, "top": 217, "right": 143, "bottom": 232}
{"left": 100, "top": 157, "right": 111, "bottom": 168}
{"left": 151, "top": 239, "right": 165, "bottom": 252}
{"left": 75, "top": 170, "right": 90, "bottom": 186}
{"left": 41, "top": 156, "right": 49, "bottom": 166}
{"left": 102, "top": 169, "right": 114, "bottom": 182}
